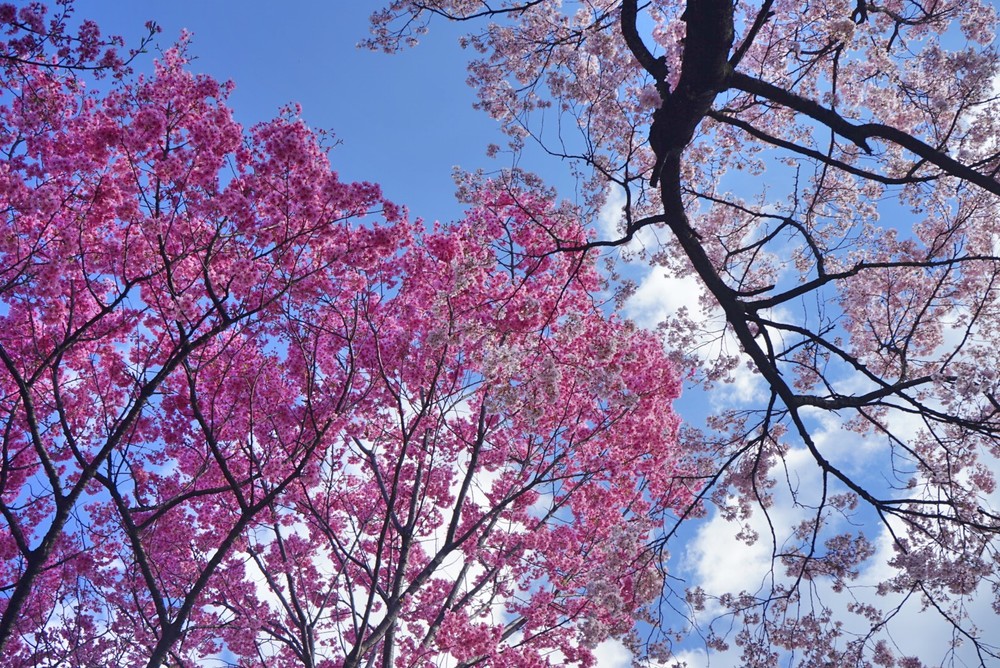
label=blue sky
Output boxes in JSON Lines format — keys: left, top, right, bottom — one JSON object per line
{"left": 80, "top": 1, "right": 499, "bottom": 224}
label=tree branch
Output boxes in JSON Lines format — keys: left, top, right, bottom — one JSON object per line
{"left": 729, "top": 70, "right": 1000, "bottom": 198}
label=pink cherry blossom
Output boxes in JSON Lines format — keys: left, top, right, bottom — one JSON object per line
{"left": 0, "top": 6, "right": 685, "bottom": 667}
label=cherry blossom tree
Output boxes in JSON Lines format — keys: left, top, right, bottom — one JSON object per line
{"left": 0, "top": 4, "right": 686, "bottom": 667}
{"left": 368, "top": 1, "right": 1000, "bottom": 666}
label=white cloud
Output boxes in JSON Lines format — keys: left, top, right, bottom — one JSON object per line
{"left": 596, "top": 185, "right": 675, "bottom": 263}
{"left": 683, "top": 448, "right": 823, "bottom": 601}
{"left": 593, "top": 638, "right": 634, "bottom": 667}
{"left": 627, "top": 269, "right": 705, "bottom": 332}
{"left": 597, "top": 185, "right": 629, "bottom": 242}
{"left": 623, "top": 252, "right": 770, "bottom": 410}
{"left": 684, "top": 505, "right": 774, "bottom": 599}
{"left": 665, "top": 647, "right": 709, "bottom": 668}
{"left": 590, "top": 640, "right": 715, "bottom": 668}
{"left": 675, "top": 438, "right": 1000, "bottom": 667}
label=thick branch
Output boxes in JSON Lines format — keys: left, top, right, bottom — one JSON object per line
{"left": 729, "top": 71, "right": 1000, "bottom": 198}
{"left": 708, "top": 109, "right": 938, "bottom": 186}
{"left": 647, "top": 0, "right": 735, "bottom": 185}
{"left": 620, "top": 0, "right": 667, "bottom": 81}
